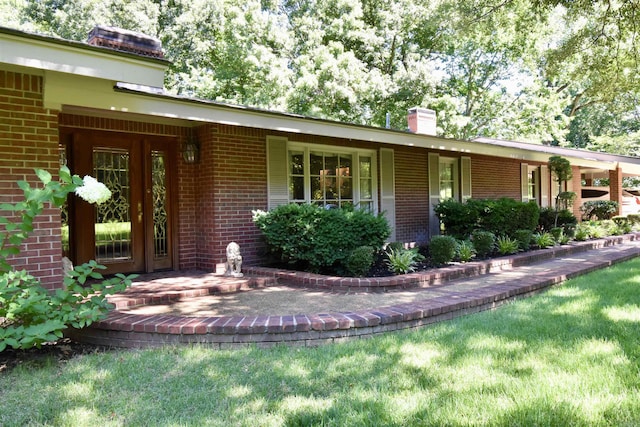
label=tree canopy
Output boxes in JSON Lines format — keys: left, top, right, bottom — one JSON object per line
{"left": 2, "top": 0, "right": 639, "bottom": 154}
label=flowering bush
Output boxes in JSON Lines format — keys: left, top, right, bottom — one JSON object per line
{"left": 0, "top": 167, "right": 134, "bottom": 351}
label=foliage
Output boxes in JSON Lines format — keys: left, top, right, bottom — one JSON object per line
{"left": 436, "top": 198, "right": 539, "bottom": 240}
{"left": 514, "top": 229, "right": 533, "bottom": 251}
{"left": 428, "top": 235, "right": 457, "bottom": 266}
{"left": 533, "top": 232, "right": 555, "bottom": 249}
{"left": 252, "top": 204, "right": 390, "bottom": 274}
{"left": 0, "top": 167, "right": 134, "bottom": 351}
{"left": 602, "top": 220, "right": 623, "bottom": 236}
{"left": 434, "top": 198, "right": 479, "bottom": 239}
{"left": 5, "top": 0, "right": 640, "bottom": 147}
{"left": 344, "top": 246, "right": 375, "bottom": 277}
{"left": 573, "top": 224, "right": 591, "bottom": 241}
{"left": 384, "top": 247, "right": 424, "bottom": 275}
{"left": 479, "top": 198, "right": 540, "bottom": 237}
{"left": 455, "top": 239, "right": 475, "bottom": 263}
{"left": 538, "top": 207, "right": 577, "bottom": 232}
{"left": 471, "top": 230, "right": 495, "bottom": 259}
{"left": 496, "top": 236, "right": 520, "bottom": 255}
{"left": 581, "top": 200, "right": 619, "bottom": 221}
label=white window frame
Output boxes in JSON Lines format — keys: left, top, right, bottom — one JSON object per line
{"left": 528, "top": 165, "right": 539, "bottom": 203}
{"left": 439, "top": 157, "right": 459, "bottom": 201}
{"left": 287, "top": 142, "right": 378, "bottom": 212}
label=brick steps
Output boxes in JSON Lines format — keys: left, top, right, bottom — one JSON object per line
{"left": 65, "top": 234, "right": 640, "bottom": 349}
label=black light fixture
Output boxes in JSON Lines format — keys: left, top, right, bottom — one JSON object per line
{"left": 182, "top": 138, "right": 199, "bottom": 164}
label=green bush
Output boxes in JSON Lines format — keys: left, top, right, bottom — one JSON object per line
{"left": 538, "top": 207, "right": 577, "bottom": 232}
{"left": 602, "top": 220, "right": 623, "bottom": 236}
{"left": 627, "top": 214, "right": 640, "bottom": 227}
{"left": 385, "top": 247, "right": 424, "bottom": 274}
{"left": 581, "top": 201, "right": 618, "bottom": 220}
{"left": 471, "top": 230, "right": 496, "bottom": 258}
{"left": 434, "top": 198, "right": 481, "bottom": 239}
{"left": 428, "top": 235, "right": 457, "bottom": 266}
{"left": 496, "top": 236, "right": 520, "bottom": 255}
{"left": 480, "top": 198, "right": 540, "bottom": 237}
{"left": 344, "top": 246, "right": 375, "bottom": 277}
{"left": 514, "top": 229, "right": 533, "bottom": 251}
{"left": 456, "top": 240, "right": 476, "bottom": 263}
{"left": 612, "top": 216, "right": 633, "bottom": 234}
{"left": 252, "top": 204, "right": 390, "bottom": 273}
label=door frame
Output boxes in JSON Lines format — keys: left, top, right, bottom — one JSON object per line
{"left": 60, "top": 128, "right": 179, "bottom": 275}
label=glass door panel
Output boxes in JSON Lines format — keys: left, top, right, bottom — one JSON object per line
{"left": 93, "top": 149, "right": 133, "bottom": 262}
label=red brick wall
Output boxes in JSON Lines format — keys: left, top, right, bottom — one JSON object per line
{"left": 196, "top": 124, "right": 268, "bottom": 270}
{"left": 0, "top": 71, "right": 61, "bottom": 289}
{"left": 471, "top": 155, "right": 523, "bottom": 200}
{"left": 394, "top": 146, "right": 429, "bottom": 244}
{"left": 609, "top": 166, "right": 623, "bottom": 216}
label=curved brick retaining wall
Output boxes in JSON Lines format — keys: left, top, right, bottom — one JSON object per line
{"left": 65, "top": 234, "right": 640, "bottom": 349}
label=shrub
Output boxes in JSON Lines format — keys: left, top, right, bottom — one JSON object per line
{"left": 252, "top": 204, "right": 390, "bottom": 273}
{"left": 428, "top": 235, "right": 457, "bottom": 266}
{"left": 590, "top": 223, "right": 607, "bottom": 238}
{"left": 344, "top": 246, "right": 375, "bottom": 277}
{"left": 0, "top": 167, "right": 134, "bottom": 351}
{"left": 581, "top": 200, "right": 618, "bottom": 220}
{"left": 514, "top": 229, "right": 533, "bottom": 251}
{"left": 471, "top": 230, "right": 496, "bottom": 258}
{"left": 479, "top": 198, "right": 540, "bottom": 237}
{"left": 602, "top": 220, "right": 623, "bottom": 236}
{"left": 385, "top": 247, "right": 424, "bottom": 274}
{"left": 496, "top": 236, "right": 519, "bottom": 255}
{"left": 533, "top": 232, "right": 555, "bottom": 248}
{"left": 627, "top": 214, "right": 640, "bottom": 227}
{"left": 434, "top": 198, "right": 480, "bottom": 239}
{"left": 456, "top": 240, "right": 475, "bottom": 263}
{"left": 612, "top": 216, "right": 633, "bottom": 234}
{"left": 538, "top": 207, "right": 577, "bottom": 232}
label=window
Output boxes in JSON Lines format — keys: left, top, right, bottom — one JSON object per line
{"left": 439, "top": 158, "right": 458, "bottom": 200}
{"left": 287, "top": 143, "right": 375, "bottom": 211}
{"left": 528, "top": 167, "right": 538, "bottom": 201}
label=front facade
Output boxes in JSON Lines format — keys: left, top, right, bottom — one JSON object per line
{"left": 3, "top": 26, "right": 640, "bottom": 290}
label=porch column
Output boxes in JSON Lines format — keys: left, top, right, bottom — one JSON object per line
{"left": 610, "top": 166, "right": 623, "bottom": 216}
{"left": 571, "top": 166, "right": 582, "bottom": 220}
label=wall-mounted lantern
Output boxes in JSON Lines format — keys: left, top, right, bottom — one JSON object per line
{"left": 182, "top": 139, "right": 199, "bottom": 164}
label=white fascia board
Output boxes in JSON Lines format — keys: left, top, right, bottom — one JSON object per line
{"left": 45, "top": 74, "right": 640, "bottom": 175}
{"left": 0, "top": 30, "right": 167, "bottom": 87}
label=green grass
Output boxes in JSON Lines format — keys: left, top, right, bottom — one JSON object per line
{"left": 3, "top": 258, "right": 640, "bottom": 426}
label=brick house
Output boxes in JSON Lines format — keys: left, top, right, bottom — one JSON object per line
{"left": 2, "top": 26, "right": 640, "bottom": 290}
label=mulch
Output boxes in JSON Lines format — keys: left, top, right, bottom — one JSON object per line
{"left": 0, "top": 338, "right": 114, "bottom": 373}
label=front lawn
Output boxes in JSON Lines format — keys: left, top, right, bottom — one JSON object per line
{"left": 2, "top": 258, "right": 640, "bottom": 426}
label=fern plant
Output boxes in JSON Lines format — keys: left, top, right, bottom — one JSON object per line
{"left": 496, "top": 236, "right": 520, "bottom": 255}
{"left": 533, "top": 232, "right": 555, "bottom": 249}
{"left": 384, "top": 247, "right": 424, "bottom": 274}
{"left": 456, "top": 240, "right": 476, "bottom": 263}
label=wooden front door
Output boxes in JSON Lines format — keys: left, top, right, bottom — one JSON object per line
{"left": 61, "top": 129, "right": 177, "bottom": 275}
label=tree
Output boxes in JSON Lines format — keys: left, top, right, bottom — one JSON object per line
{"left": 548, "top": 155, "right": 573, "bottom": 227}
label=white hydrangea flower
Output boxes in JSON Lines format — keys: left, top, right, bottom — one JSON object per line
{"left": 74, "top": 176, "right": 112, "bottom": 205}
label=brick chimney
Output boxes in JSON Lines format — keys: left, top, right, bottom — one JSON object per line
{"left": 407, "top": 107, "right": 437, "bottom": 136}
{"left": 87, "top": 25, "right": 164, "bottom": 59}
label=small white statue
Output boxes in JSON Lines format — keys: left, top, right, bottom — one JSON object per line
{"left": 62, "top": 256, "right": 74, "bottom": 277}
{"left": 225, "top": 242, "right": 243, "bottom": 277}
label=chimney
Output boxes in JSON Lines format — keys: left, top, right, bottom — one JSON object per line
{"left": 407, "top": 107, "right": 437, "bottom": 136}
{"left": 87, "top": 25, "right": 164, "bottom": 59}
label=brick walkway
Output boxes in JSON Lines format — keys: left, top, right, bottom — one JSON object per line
{"left": 66, "top": 234, "right": 640, "bottom": 349}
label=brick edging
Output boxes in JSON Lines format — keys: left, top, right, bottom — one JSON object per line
{"left": 65, "top": 234, "right": 640, "bottom": 349}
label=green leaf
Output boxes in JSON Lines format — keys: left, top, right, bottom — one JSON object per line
{"left": 35, "top": 169, "right": 52, "bottom": 185}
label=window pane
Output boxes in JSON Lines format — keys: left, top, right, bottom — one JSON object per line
{"left": 311, "top": 176, "right": 322, "bottom": 201}
{"left": 325, "top": 177, "right": 337, "bottom": 199}
{"left": 325, "top": 154, "right": 338, "bottom": 176}
{"left": 440, "top": 185, "right": 453, "bottom": 200}
{"left": 289, "top": 151, "right": 304, "bottom": 175}
{"left": 440, "top": 163, "right": 453, "bottom": 180}
{"left": 341, "top": 177, "right": 353, "bottom": 199}
{"left": 359, "top": 201, "right": 372, "bottom": 212}
{"left": 290, "top": 176, "right": 304, "bottom": 200}
{"left": 360, "top": 179, "right": 372, "bottom": 199}
{"left": 360, "top": 156, "right": 371, "bottom": 178}
{"left": 310, "top": 152, "right": 323, "bottom": 175}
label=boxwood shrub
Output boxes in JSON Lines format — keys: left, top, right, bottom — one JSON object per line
{"left": 252, "top": 204, "right": 390, "bottom": 274}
